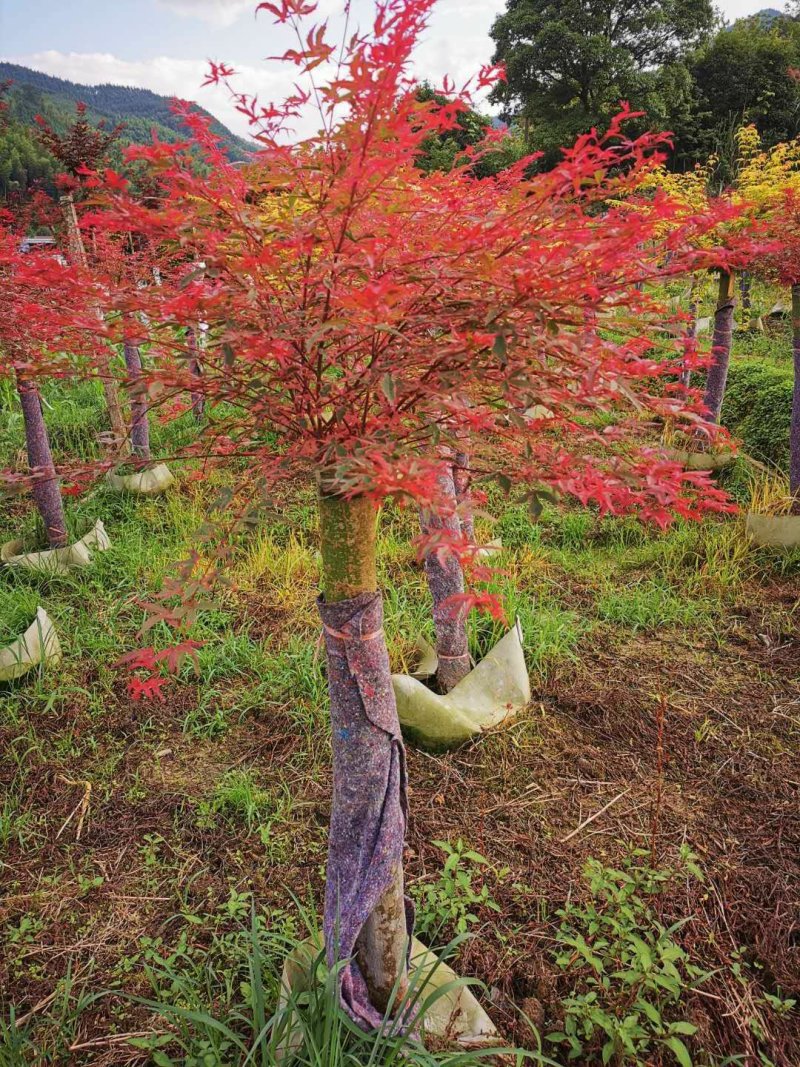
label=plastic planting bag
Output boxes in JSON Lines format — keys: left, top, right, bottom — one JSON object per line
{"left": 0, "top": 607, "right": 62, "bottom": 683}
{"left": 2, "top": 519, "right": 111, "bottom": 575}
{"left": 106, "top": 463, "right": 174, "bottom": 495}
{"left": 392, "top": 619, "right": 531, "bottom": 750}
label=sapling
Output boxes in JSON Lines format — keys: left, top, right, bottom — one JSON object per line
{"left": 14, "top": 375, "right": 68, "bottom": 548}
{"left": 77, "top": 0, "right": 737, "bottom": 1031}
{"left": 186, "top": 327, "right": 205, "bottom": 422}
{"left": 35, "top": 103, "right": 127, "bottom": 448}
{"left": 702, "top": 269, "right": 736, "bottom": 422}
{"left": 0, "top": 229, "right": 82, "bottom": 551}
{"left": 749, "top": 190, "right": 800, "bottom": 510}
{"left": 123, "top": 333, "right": 151, "bottom": 461}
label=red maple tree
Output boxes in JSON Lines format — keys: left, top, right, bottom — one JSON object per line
{"left": 21, "top": 0, "right": 743, "bottom": 1029}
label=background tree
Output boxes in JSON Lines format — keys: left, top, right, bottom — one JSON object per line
{"left": 0, "top": 81, "right": 56, "bottom": 201}
{"left": 489, "top": 0, "right": 716, "bottom": 166}
{"left": 413, "top": 84, "right": 526, "bottom": 177}
{"left": 35, "top": 101, "right": 124, "bottom": 265}
{"left": 673, "top": 10, "right": 800, "bottom": 180}
{"left": 35, "top": 102, "right": 127, "bottom": 449}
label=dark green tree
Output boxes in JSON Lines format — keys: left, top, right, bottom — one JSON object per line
{"left": 412, "top": 84, "right": 526, "bottom": 177}
{"left": 490, "top": 0, "right": 716, "bottom": 165}
{"left": 673, "top": 12, "right": 800, "bottom": 179}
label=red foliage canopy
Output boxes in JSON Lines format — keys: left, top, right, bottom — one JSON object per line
{"left": 3, "top": 0, "right": 744, "bottom": 649}
{"left": 76, "top": 1, "right": 736, "bottom": 524}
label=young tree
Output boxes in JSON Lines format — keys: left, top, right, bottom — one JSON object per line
{"left": 77, "top": 0, "right": 735, "bottom": 1030}
{"left": 185, "top": 327, "right": 205, "bottom": 422}
{"left": 738, "top": 135, "right": 800, "bottom": 501}
{"left": 35, "top": 102, "right": 127, "bottom": 447}
{"left": 35, "top": 101, "right": 124, "bottom": 266}
{"left": 0, "top": 224, "right": 100, "bottom": 548}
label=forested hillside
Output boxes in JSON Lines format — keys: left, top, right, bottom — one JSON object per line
{"left": 0, "top": 62, "right": 252, "bottom": 197}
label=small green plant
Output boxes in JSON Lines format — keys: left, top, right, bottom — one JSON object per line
{"left": 411, "top": 839, "right": 506, "bottom": 940}
{"left": 596, "top": 581, "right": 710, "bottom": 632}
{"left": 547, "top": 847, "right": 708, "bottom": 1066}
{"left": 197, "top": 769, "right": 275, "bottom": 831}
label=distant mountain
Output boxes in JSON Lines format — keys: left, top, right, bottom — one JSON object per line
{"left": 733, "top": 8, "right": 785, "bottom": 28}
{"left": 0, "top": 61, "right": 254, "bottom": 162}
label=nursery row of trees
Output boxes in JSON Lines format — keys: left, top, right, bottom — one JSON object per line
{"left": 2, "top": 0, "right": 800, "bottom": 1045}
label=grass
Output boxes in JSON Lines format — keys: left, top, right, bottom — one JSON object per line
{"left": 2, "top": 329, "right": 800, "bottom": 1065}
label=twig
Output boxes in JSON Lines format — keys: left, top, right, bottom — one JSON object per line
{"left": 69, "top": 1030, "right": 169, "bottom": 1051}
{"left": 14, "top": 989, "right": 60, "bottom": 1028}
{"left": 55, "top": 777, "right": 92, "bottom": 841}
{"left": 560, "top": 787, "right": 631, "bottom": 843}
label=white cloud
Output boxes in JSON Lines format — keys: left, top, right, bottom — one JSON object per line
{"left": 4, "top": 50, "right": 292, "bottom": 140}
{"left": 155, "top": 0, "right": 253, "bottom": 27}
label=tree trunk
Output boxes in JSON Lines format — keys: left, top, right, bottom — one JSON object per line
{"left": 453, "top": 448, "right": 474, "bottom": 543}
{"left": 186, "top": 327, "right": 205, "bottom": 422}
{"left": 317, "top": 485, "right": 410, "bottom": 1027}
{"left": 740, "top": 271, "right": 752, "bottom": 330}
{"left": 703, "top": 270, "right": 736, "bottom": 423}
{"left": 681, "top": 299, "right": 698, "bottom": 389}
{"left": 791, "top": 285, "right": 800, "bottom": 507}
{"left": 420, "top": 463, "right": 471, "bottom": 692}
{"left": 59, "top": 193, "right": 88, "bottom": 270}
{"left": 61, "top": 192, "right": 128, "bottom": 451}
{"left": 16, "top": 376, "right": 68, "bottom": 548}
{"left": 123, "top": 335, "right": 151, "bottom": 461}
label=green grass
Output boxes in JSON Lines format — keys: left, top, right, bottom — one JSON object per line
{"left": 595, "top": 579, "right": 713, "bottom": 632}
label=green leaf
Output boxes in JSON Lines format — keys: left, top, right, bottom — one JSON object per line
{"left": 663, "top": 1035, "right": 694, "bottom": 1067}
{"left": 381, "top": 373, "right": 396, "bottom": 405}
{"left": 669, "top": 1022, "right": 699, "bottom": 1036}
{"left": 463, "top": 850, "right": 488, "bottom": 864}
{"left": 636, "top": 998, "right": 663, "bottom": 1027}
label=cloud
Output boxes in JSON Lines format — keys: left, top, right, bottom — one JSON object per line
{"left": 155, "top": 0, "right": 253, "bottom": 27}
{"left": 4, "top": 50, "right": 291, "bottom": 140}
{"left": 6, "top": 0, "right": 505, "bottom": 150}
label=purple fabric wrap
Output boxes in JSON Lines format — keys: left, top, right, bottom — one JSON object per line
{"left": 791, "top": 285, "right": 800, "bottom": 500}
{"left": 317, "top": 590, "right": 413, "bottom": 1030}
{"left": 17, "top": 378, "right": 68, "bottom": 548}
{"left": 123, "top": 340, "right": 151, "bottom": 460}
{"left": 421, "top": 465, "right": 470, "bottom": 691}
{"left": 703, "top": 278, "right": 735, "bottom": 423}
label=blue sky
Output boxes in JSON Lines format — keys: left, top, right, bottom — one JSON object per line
{"left": 0, "top": 0, "right": 779, "bottom": 137}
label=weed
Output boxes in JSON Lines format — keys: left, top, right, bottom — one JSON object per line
{"left": 548, "top": 847, "right": 709, "bottom": 1066}
{"left": 596, "top": 580, "right": 711, "bottom": 632}
{"left": 411, "top": 840, "right": 507, "bottom": 943}
{"left": 197, "top": 769, "right": 274, "bottom": 830}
